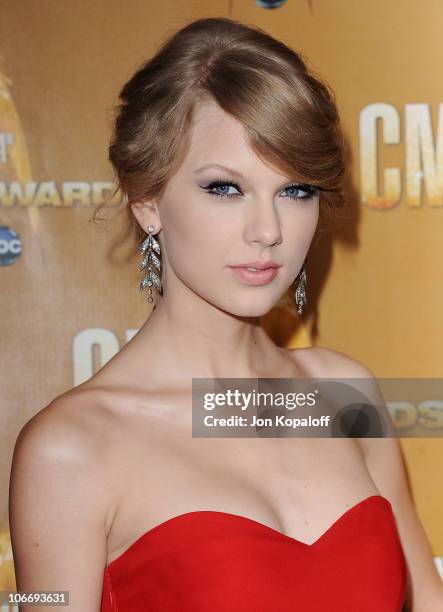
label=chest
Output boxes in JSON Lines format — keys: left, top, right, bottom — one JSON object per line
{"left": 106, "top": 418, "right": 377, "bottom": 564}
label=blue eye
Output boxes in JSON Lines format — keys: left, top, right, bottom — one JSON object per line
{"left": 284, "top": 184, "right": 319, "bottom": 200}
{"left": 202, "top": 178, "right": 319, "bottom": 201}
{"left": 203, "top": 179, "right": 242, "bottom": 199}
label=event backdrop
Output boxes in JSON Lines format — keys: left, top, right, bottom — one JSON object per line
{"left": 1, "top": 0, "right": 442, "bottom": 599}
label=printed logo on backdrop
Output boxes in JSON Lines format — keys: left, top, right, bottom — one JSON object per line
{"left": 0, "top": 226, "right": 21, "bottom": 266}
{"left": 360, "top": 103, "right": 443, "bottom": 208}
{"left": 0, "top": 72, "right": 120, "bottom": 207}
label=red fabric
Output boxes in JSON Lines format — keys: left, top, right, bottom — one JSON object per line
{"left": 101, "top": 495, "right": 406, "bottom": 611}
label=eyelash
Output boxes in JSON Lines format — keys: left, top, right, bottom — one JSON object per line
{"left": 202, "top": 178, "right": 319, "bottom": 201}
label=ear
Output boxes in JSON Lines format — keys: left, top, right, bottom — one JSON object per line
{"left": 130, "top": 199, "right": 162, "bottom": 234}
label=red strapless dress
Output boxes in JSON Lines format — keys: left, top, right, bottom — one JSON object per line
{"left": 101, "top": 494, "right": 407, "bottom": 611}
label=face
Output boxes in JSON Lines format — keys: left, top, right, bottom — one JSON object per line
{"left": 133, "top": 100, "right": 319, "bottom": 317}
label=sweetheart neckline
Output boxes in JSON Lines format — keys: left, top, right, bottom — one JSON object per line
{"left": 105, "top": 494, "right": 391, "bottom": 570}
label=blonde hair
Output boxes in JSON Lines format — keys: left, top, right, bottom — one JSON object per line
{"left": 95, "top": 16, "right": 346, "bottom": 243}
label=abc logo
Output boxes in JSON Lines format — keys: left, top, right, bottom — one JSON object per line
{"left": 0, "top": 226, "right": 22, "bottom": 266}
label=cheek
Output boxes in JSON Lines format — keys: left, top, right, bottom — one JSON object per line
{"left": 284, "top": 202, "right": 319, "bottom": 247}
{"left": 162, "top": 210, "right": 226, "bottom": 275}
{"left": 304, "top": 204, "right": 320, "bottom": 242}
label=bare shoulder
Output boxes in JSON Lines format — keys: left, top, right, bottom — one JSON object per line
{"left": 9, "top": 388, "right": 118, "bottom": 610}
{"left": 293, "top": 345, "right": 388, "bottom": 428}
{"left": 14, "top": 385, "right": 116, "bottom": 471}
{"left": 12, "top": 384, "right": 121, "bottom": 528}
{"left": 291, "top": 345, "right": 375, "bottom": 378}
{"left": 291, "top": 345, "right": 394, "bottom": 458}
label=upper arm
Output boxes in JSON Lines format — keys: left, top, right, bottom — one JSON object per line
{"left": 9, "top": 397, "right": 113, "bottom": 611}
{"left": 313, "top": 346, "right": 443, "bottom": 611}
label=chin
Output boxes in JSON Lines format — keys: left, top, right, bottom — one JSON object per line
{"left": 222, "top": 298, "right": 276, "bottom": 318}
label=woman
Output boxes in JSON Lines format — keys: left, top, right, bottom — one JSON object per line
{"left": 9, "top": 16, "right": 443, "bottom": 612}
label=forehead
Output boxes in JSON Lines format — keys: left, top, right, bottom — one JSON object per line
{"left": 182, "top": 100, "right": 288, "bottom": 181}
{"left": 188, "top": 100, "right": 249, "bottom": 159}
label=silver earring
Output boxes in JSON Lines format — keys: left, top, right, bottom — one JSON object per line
{"left": 139, "top": 224, "right": 162, "bottom": 303}
{"left": 294, "top": 263, "right": 307, "bottom": 315}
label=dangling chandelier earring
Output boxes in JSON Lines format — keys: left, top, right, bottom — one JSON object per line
{"left": 294, "top": 262, "right": 307, "bottom": 315}
{"left": 139, "top": 224, "right": 163, "bottom": 303}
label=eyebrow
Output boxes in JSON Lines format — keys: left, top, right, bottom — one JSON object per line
{"left": 194, "top": 164, "right": 247, "bottom": 180}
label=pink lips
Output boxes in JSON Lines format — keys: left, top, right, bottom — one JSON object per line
{"left": 228, "top": 261, "right": 281, "bottom": 286}
{"left": 231, "top": 260, "right": 280, "bottom": 270}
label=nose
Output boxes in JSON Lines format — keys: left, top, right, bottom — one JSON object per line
{"left": 243, "top": 198, "right": 282, "bottom": 247}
